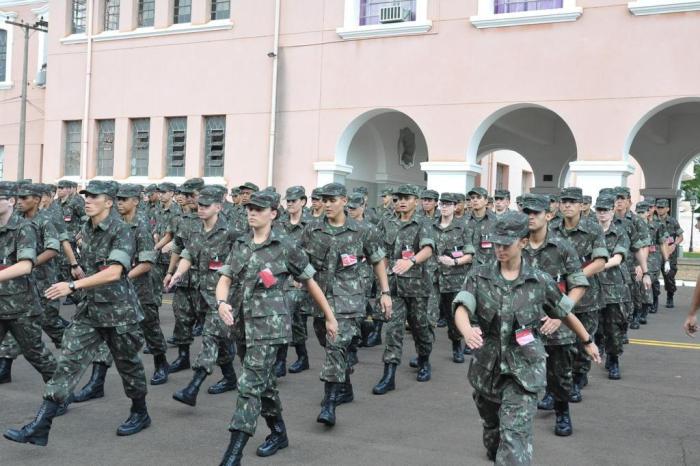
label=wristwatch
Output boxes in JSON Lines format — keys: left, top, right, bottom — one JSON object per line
{"left": 68, "top": 280, "right": 76, "bottom": 293}
{"left": 453, "top": 258, "right": 459, "bottom": 266}
{"left": 583, "top": 336, "right": 594, "bottom": 345}
{"left": 70, "top": 263, "right": 79, "bottom": 269}
{"left": 217, "top": 299, "right": 227, "bottom": 307}
{"left": 380, "top": 290, "right": 391, "bottom": 296}
{"left": 409, "top": 256, "right": 417, "bottom": 265}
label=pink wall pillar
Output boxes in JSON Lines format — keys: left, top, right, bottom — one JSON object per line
{"left": 155, "top": 0, "right": 173, "bottom": 28}
{"left": 113, "top": 118, "right": 130, "bottom": 179}
{"left": 192, "top": 1, "right": 208, "bottom": 25}
{"left": 119, "top": 0, "right": 137, "bottom": 32}
{"left": 149, "top": 117, "right": 166, "bottom": 180}
{"left": 185, "top": 115, "right": 202, "bottom": 178}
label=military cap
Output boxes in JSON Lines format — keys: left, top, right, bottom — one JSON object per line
{"left": 467, "top": 187, "right": 488, "bottom": 198}
{"left": 614, "top": 186, "right": 631, "bottom": 199}
{"left": 439, "top": 192, "right": 459, "bottom": 204}
{"left": 0, "top": 181, "right": 17, "bottom": 197}
{"left": 197, "top": 186, "right": 224, "bottom": 206}
{"left": 494, "top": 189, "right": 511, "bottom": 199}
{"left": 353, "top": 186, "right": 369, "bottom": 196}
{"left": 635, "top": 201, "right": 650, "bottom": 213}
{"left": 515, "top": 195, "right": 523, "bottom": 205}
{"left": 420, "top": 189, "right": 439, "bottom": 200}
{"left": 347, "top": 192, "right": 365, "bottom": 209}
{"left": 285, "top": 185, "right": 306, "bottom": 201}
{"left": 143, "top": 184, "right": 157, "bottom": 194}
{"left": 380, "top": 188, "right": 394, "bottom": 197}
{"left": 487, "top": 196, "right": 494, "bottom": 203}
{"left": 560, "top": 187, "right": 583, "bottom": 202}
{"left": 644, "top": 196, "right": 656, "bottom": 204}
{"left": 656, "top": 199, "right": 670, "bottom": 208}
{"left": 521, "top": 193, "right": 549, "bottom": 213}
{"left": 17, "top": 179, "right": 32, "bottom": 186}
{"left": 35, "top": 183, "right": 52, "bottom": 196}
{"left": 594, "top": 195, "right": 615, "bottom": 210}
{"left": 16, "top": 183, "right": 44, "bottom": 197}
{"left": 549, "top": 194, "right": 560, "bottom": 202}
{"left": 246, "top": 191, "right": 277, "bottom": 209}
{"left": 80, "top": 180, "right": 117, "bottom": 198}
{"left": 263, "top": 186, "right": 277, "bottom": 193}
{"left": 182, "top": 178, "right": 204, "bottom": 192}
{"left": 45, "top": 183, "right": 57, "bottom": 193}
{"left": 117, "top": 183, "right": 143, "bottom": 199}
{"left": 156, "top": 182, "right": 177, "bottom": 193}
{"left": 57, "top": 179, "right": 76, "bottom": 188}
{"left": 455, "top": 193, "right": 466, "bottom": 202}
{"left": 319, "top": 182, "right": 347, "bottom": 198}
{"left": 582, "top": 195, "right": 592, "bottom": 204}
{"left": 239, "top": 182, "right": 260, "bottom": 192}
{"left": 178, "top": 183, "right": 196, "bottom": 194}
{"left": 311, "top": 188, "right": 322, "bottom": 200}
{"left": 210, "top": 185, "right": 228, "bottom": 199}
{"left": 598, "top": 188, "right": 615, "bottom": 196}
{"left": 269, "top": 191, "right": 281, "bottom": 208}
{"left": 105, "top": 180, "right": 120, "bottom": 196}
{"left": 393, "top": 184, "right": 421, "bottom": 197}
{"left": 490, "top": 211, "right": 529, "bottom": 245}
{"left": 230, "top": 187, "right": 241, "bottom": 196}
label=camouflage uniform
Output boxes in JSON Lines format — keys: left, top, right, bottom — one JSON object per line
{"left": 154, "top": 183, "right": 181, "bottom": 290}
{"left": 640, "top": 203, "right": 668, "bottom": 313}
{"left": 466, "top": 188, "right": 497, "bottom": 266}
{"left": 657, "top": 199, "right": 683, "bottom": 302}
{"left": 57, "top": 182, "right": 85, "bottom": 284}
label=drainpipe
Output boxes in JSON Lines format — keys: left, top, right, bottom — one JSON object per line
{"left": 266, "top": 0, "right": 281, "bottom": 186}
{"left": 80, "top": 0, "right": 94, "bottom": 186}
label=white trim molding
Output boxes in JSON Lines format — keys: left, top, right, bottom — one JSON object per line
{"left": 61, "top": 20, "right": 233, "bottom": 45}
{"left": 421, "top": 161, "right": 482, "bottom": 193}
{"left": 314, "top": 161, "right": 353, "bottom": 186}
{"left": 337, "top": 0, "right": 432, "bottom": 39}
{"left": 628, "top": 0, "right": 700, "bottom": 15}
{"left": 568, "top": 160, "right": 635, "bottom": 198}
{"left": 0, "top": 10, "right": 17, "bottom": 89}
{"left": 0, "top": 1, "right": 46, "bottom": 7}
{"left": 470, "top": 0, "right": 581, "bottom": 28}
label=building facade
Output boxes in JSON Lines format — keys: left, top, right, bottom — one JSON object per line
{"left": 1, "top": 0, "right": 699, "bottom": 206}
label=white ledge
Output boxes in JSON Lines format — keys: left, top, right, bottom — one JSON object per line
{"left": 628, "top": 0, "right": 700, "bottom": 15}
{"left": 336, "top": 19, "right": 432, "bottom": 39}
{"left": 60, "top": 20, "right": 233, "bottom": 45}
{"left": 313, "top": 161, "right": 353, "bottom": 174}
{"left": 0, "top": 81, "right": 14, "bottom": 90}
{"left": 420, "top": 161, "right": 483, "bottom": 174}
{"left": 470, "top": 7, "right": 582, "bottom": 28}
{"left": 568, "top": 160, "right": 635, "bottom": 175}
{"left": 60, "top": 33, "right": 87, "bottom": 45}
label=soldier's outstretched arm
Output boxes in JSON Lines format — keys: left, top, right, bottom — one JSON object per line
{"left": 683, "top": 273, "right": 700, "bottom": 337}
{"left": 46, "top": 263, "right": 124, "bottom": 300}
{"left": 216, "top": 275, "right": 235, "bottom": 326}
{"left": 561, "top": 313, "right": 601, "bottom": 364}
{"left": 455, "top": 305, "right": 483, "bottom": 350}
{"left": 306, "top": 278, "right": 338, "bottom": 341}
{"left": 0, "top": 259, "right": 33, "bottom": 283}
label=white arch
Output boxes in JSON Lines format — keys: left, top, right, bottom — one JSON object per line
{"left": 335, "top": 108, "right": 401, "bottom": 165}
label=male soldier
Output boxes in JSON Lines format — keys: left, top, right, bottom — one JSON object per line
{"left": 419, "top": 189, "right": 440, "bottom": 220}
{"left": 522, "top": 193, "right": 589, "bottom": 437}
{"left": 369, "top": 188, "right": 395, "bottom": 225}
{"left": 168, "top": 186, "right": 240, "bottom": 407}
{"left": 486, "top": 196, "right": 495, "bottom": 212}
{"left": 467, "top": 187, "right": 497, "bottom": 268}
{"left": 636, "top": 201, "right": 670, "bottom": 317}
{"left": 550, "top": 194, "right": 563, "bottom": 222}
{"left": 454, "top": 211, "right": 600, "bottom": 465}
{"left": 0, "top": 182, "right": 57, "bottom": 386}
{"left": 372, "top": 184, "right": 433, "bottom": 395}
{"left": 56, "top": 180, "right": 85, "bottom": 288}
{"left": 515, "top": 195, "right": 524, "bottom": 212}
{"left": 143, "top": 184, "right": 160, "bottom": 232}
{"left": 454, "top": 193, "right": 467, "bottom": 220}
{"left": 656, "top": 198, "right": 683, "bottom": 308}
{"left": 595, "top": 194, "right": 631, "bottom": 380}
{"left": 431, "top": 192, "right": 474, "bottom": 363}
{"left": 153, "top": 182, "right": 180, "bottom": 289}
{"left": 549, "top": 187, "right": 608, "bottom": 402}
{"left": 420, "top": 189, "right": 441, "bottom": 330}
{"left": 5, "top": 180, "right": 151, "bottom": 446}
{"left": 493, "top": 189, "right": 512, "bottom": 217}
{"left": 301, "top": 183, "right": 391, "bottom": 426}
{"left": 581, "top": 196, "right": 594, "bottom": 218}
{"left": 216, "top": 191, "right": 338, "bottom": 465}
{"left": 309, "top": 188, "right": 324, "bottom": 218}
{"left": 230, "top": 187, "right": 241, "bottom": 206}
{"left": 231, "top": 182, "right": 260, "bottom": 232}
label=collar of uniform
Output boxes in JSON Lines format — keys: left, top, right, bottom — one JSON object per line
{"left": 432, "top": 217, "right": 460, "bottom": 231}
{"left": 477, "top": 259, "right": 539, "bottom": 288}
{"left": 94, "top": 213, "right": 118, "bottom": 232}
{"left": 0, "top": 213, "right": 21, "bottom": 232}
{"left": 469, "top": 210, "right": 494, "bottom": 222}
{"left": 210, "top": 214, "right": 228, "bottom": 233}
{"left": 554, "top": 216, "right": 590, "bottom": 234}
{"left": 312, "top": 216, "right": 359, "bottom": 233}
{"left": 239, "top": 227, "right": 282, "bottom": 249}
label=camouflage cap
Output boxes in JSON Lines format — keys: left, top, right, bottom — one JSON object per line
{"left": 144, "top": 184, "right": 158, "bottom": 194}
{"left": 239, "top": 182, "right": 260, "bottom": 192}
{"left": 380, "top": 188, "right": 394, "bottom": 197}
{"left": 246, "top": 191, "right": 277, "bottom": 209}
{"left": 347, "top": 192, "right": 365, "bottom": 209}
{"left": 16, "top": 183, "right": 44, "bottom": 197}
{"left": 614, "top": 186, "right": 631, "bottom": 199}
{"left": 598, "top": 188, "right": 615, "bottom": 196}
{"left": 487, "top": 196, "right": 494, "bottom": 203}
{"left": 269, "top": 191, "right": 282, "bottom": 208}
{"left": 521, "top": 193, "right": 549, "bottom": 213}
{"left": 467, "top": 187, "right": 488, "bottom": 198}
{"left": 560, "top": 187, "right": 583, "bottom": 202}
{"left": 197, "top": 186, "right": 224, "bottom": 206}
{"left": 57, "top": 179, "right": 76, "bottom": 188}
{"left": 36, "top": 183, "right": 53, "bottom": 196}
{"left": 183, "top": 177, "right": 205, "bottom": 192}
{"left": 393, "top": 184, "right": 421, "bottom": 197}
{"left": 263, "top": 186, "right": 277, "bottom": 193}
{"left": 285, "top": 185, "right": 306, "bottom": 201}
{"left": 319, "top": 182, "right": 347, "bottom": 198}
{"left": 549, "top": 194, "right": 560, "bottom": 202}
{"left": 45, "top": 183, "right": 57, "bottom": 193}
{"left": 116, "top": 183, "right": 144, "bottom": 199}
{"left": 494, "top": 189, "right": 511, "bottom": 199}
{"left": 582, "top": 195, "right": 592, "bottom": 204}
{"left": 80, "top": 180, "right": 117, "bottom": 198}
{"left": 353, "top": 186, "right": 369, "bottom": 196}
{"left": 0, "top": 181, "right": 16, "bottom": 197}
{"left": 17, "top": 179, "right": 32, "bottom": 186}
{"left": 230, "top": 187, "right": 241, "bottom": 196}
{"left": 105, "top": 180, "right": 120, "bottom": 196}
{"left": 515, "top": 195, "right": 523, "bottom": 204}
{"left": 210, "top": 185, "right": 228, "bottom": 197}
{"left": 439, "top": 192, "right": 459, "bottom": 204}
{"left": 157, "top": 182, "right": 177, "bottom": 193}
{"left": 420, "top": 189, "right": 439, "bottom": 200}
{"left": 178, "top": 183, "right": 196, "bottom": 194}
{"left": 455, "top": 193, "right": 466, "bottom": 202}
{"left": 635, "top": 201, "right": 650, "bottom": 213}
{"left": 644, "top": 196, "right": 656, "bottom": 204}
{"left": 489, "top": 211, "right": 529, "bottom": 245}
{"left": 656, "top": 198, "right": 670, "bottom": 208}
{"left": 594, "top": 195, "right": 615, "bottom": 210}
{"left": 311, "top": 188, "right": 322, "bottom": 200}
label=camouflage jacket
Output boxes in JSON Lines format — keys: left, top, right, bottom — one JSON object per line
{"left": 280, "top": 214, "right": 309, "bottom": 291}
{"left": 598, "top": 223, "right": 631, "bottom": 305}
{"left": 124, "top": 214, "right": 158, "bottom": 306}
{"left": 454, "top": 261, "right": 573, "bottom": 396}
{"left": 180, "top": 214, "right": 239, "bottom": 310}
{"left": 523, "top": 233, "right": 589, "bottom": 345}
{"left": 220, "top": 229, "right": 315, "bottom": 347}
{"left": 25, "top": 210, "right": 61, "bottom": 293}
{"left": 646, "top": 219, "right": 668, "bottom": 273}
{"left": 301, "top": 216, "right": 384, "bottom": 317}
{"left": 549, "top": 217, "right": 609, "bottom": 313}
{"left": 73, "top": 214, "right": 141, "bottom": 327}
{"left": 144, "top": 201, "right": 160, "bottom": 233}
{"left": 467, "top": 210, "right": 497, "bottom": 265}
{"left": 613, "top": 211, "right": 650, "bottom": 267}
{"left": 377, "top": 211, "right": 434, "bottom": 298}
{"left": 46, "top": 201, "right": 70, "bottom": 243}
{"left": 0, "top": 215, "right": 41, "bottom": 318}
{"left": 60, "top": 193, "right": 85, "bottom": 241}
{"left": 658, "top": 214, "right": 683, "bottom": 262}
{"left": 431, "top": 217, "right": 475, "bottom": 293}
{"left": 169, "top": 210, "right": 200, "bottom": 288}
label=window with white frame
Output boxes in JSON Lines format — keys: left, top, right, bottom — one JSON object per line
{"left": 104, "top": 0, "right": 120, "bottom": 31}
{"left": 131, "top": 118, "right": 150, "bottom": 176}
{"left": 138, "top": 0, "right": 155, "bottom": 27}
{"left": 97, "top": 119, "right": 115, "bottom": 176}
{"left": 167, "top": 117, "right": 186, "bottom": 177}
{"left": 337, "top": 0, "right": 430, "bottom": 39}
{"left": 211, "top": 0, "right": 231, "bottom": 20}
{"left": 64, "top": 121, "right": 82, "bottom": 176}
{"left": 0, "top": 30, "right": 6, "bottom": 83}
{"left": 204, "top": 116, "right": 225, "bottom": 177}
{"left": 360, "top": 0, "right": 416, "bottom": 25}
{"left": 470, "top": 0, "right": 582, "bottom": 27}
{"left": 72, "top": 0, "right": 87, "bottom": 34}
{"left": 493, "top": 0, "right": 561, "bottom": 13}
{"left": 174, "top": 0, "right": 192, "bottom": 24}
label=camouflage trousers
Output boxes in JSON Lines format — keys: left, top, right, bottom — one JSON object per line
{"left": 544, "top": 344, "right": 574, "bottom": 403}
{"left": 427, "top": 278, "right": 440, "bottom": 328}
{"left": 320, "top": 317, "right": 359, "bottom": 384}
{"left": 382, "top": 296, "right": 434, "bottom": 365}
{"left": 473, "top": 377, "right": 537, "bottom": 466}
{"left": 193, "top": 302, "right": 235, "bottom": 374}
{"left": 0, "top": 315, "right": 56, "bottom": 382}
{"left": 229, "top": 344, "right": 282, "bottom": 436}
{"left": 285, "top": 289, "right": 309, "bottom": 346}
{"left": 662, "top": 261, "right": 677, "bottom": 296}
{"left": 44, "top": 320, "right": 147, "bottom": 404}
{"left": 439, "top": 291, "right": 462, "bottom": 343}
{"left": 0, "top": 297, "right": 66, "bottom": 359}
{"left": 601, "top": 303, "right": 626, "bottom": 356}
{"left": 572, "top": 310, "right": 599, "bottom": 377}
{"left": 172, "top": 285, "right": 200, "bottom": 346}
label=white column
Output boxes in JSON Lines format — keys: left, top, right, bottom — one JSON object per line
{"left": 420, "top": 161, "right": 482, "bottom": 194}
{"left": 568, "top": 160, "right": 635, "bottom": 198}
{"left": 313, "top": 161, "right": 353, "bottom": 187}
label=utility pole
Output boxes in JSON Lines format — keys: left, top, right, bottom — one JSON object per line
{"left": 5, "top": 18, "right": 48, "bottom": 180}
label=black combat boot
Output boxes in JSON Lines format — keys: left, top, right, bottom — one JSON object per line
{"left": 607, "top": 355, "right": 621, "bottom": 380}
{"left": 288, "top": 344, "right": 309, "bottom": 374}
{"left": 650, "top": 293, "right": 658, "bottom": 313}
{"left": 150, "top": 353, "right": 170, "bottom": 386}
{"left": 347, "top": 348, "right": 359, "bottom": 369}
{"left": 274, "top": 345, "right": 287, "bottom": 378}
{"left": 463, "top": 345, "right": 472, "bottom": 355}
{"left": 117, "top": 396, "right": 151, "bottom": 436}
{"left": 409, "top": 356, "right": 419, "bottom": 368}
{"left": 166, "top": 335, "right": 177, "bottom": 346}
{"left": 639, "top": 304, "right": 649, "bottom": 325}
{"left": 73, "top": 363, "right": 108, "bottom": 403}
{"left": 372, "top": 363, "right": 397, "bottom": 395}
{"left": 569, "top": 374, "right": 583, "bottom": 403}
{"left": 143, "top": 346, "right": 152, "bottom": 355}
{"left": 256, "top": 416, "right": 289, "bottom": 457}
{"left": 629, "top": 309, "right": 641, "bottom": 329}
{"left": 169, "top": 345, "right": 191, "bottom": 373}
{"left": 436, "top": 317, "right": 447, "bottom": 328}
{"left": 0, "top": 357, "right": 12, "bottom": 384}
{"left": 538, "top": 391, "right": 554, "bottom": 411}
{"left": 359, "top": 319, "right": 374, "bottom": 347}
{"left": 4, "top": 399, "right": 59, "bottom": 446}
{"left": 208, "top": 362, "right": 238, "bottom": 394}
{"left": 452, "top": 340, "right": 465, "bottom": 363}
{"left": 416, "top": 355, "right": 432, "bottom": 382}
{"left": 317, "top": 382, "right": 339, "bottom": 426}
{"left": 365, "top": 321, "right": 383, "bottom": 347}
{"left": 666, "top": 294, "right": 674, "bottom": 308}
{"left": 219, "top": 430, "right": 250, "bottom": 466}
{"left": 554, "top": 400, "right": 573, "bottom": 436}
{"left": 172, "top": 368, "right": 208, "bottom": 406}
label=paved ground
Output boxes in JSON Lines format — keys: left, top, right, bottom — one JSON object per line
{"left": 2, "top": 288, "right": 700, "bottom": 466}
